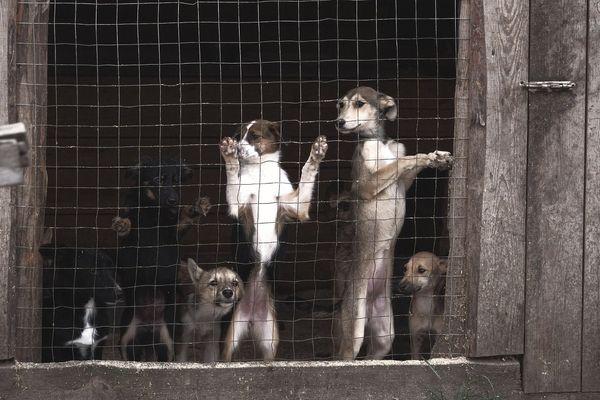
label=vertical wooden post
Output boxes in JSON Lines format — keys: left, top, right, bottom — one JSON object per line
{"left": 0, "top": 0, "right": 18, "bottom": 360}
{"left": 583, "top": 0, "right": 600, "bottom": 391}
{"left": 433, "top": 0, "right": 471, "bottom": 356}
{"left": 523, "top": 0, "right": 587, "bottom": 393}
{"left": 13, "top": 0, "right": 49, "bottom": 362}
{"left": 438, "top": 0, "right": 528, "bottom": 358}
{"left": 466, "top": 0, "right": 528, "bottom": 358}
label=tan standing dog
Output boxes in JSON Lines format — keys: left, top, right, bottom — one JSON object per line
{"left": 335, "top": 86, "right": 453, "bottom": 360}
{"left": 397, "top": 252, "right": 447, "bottom": 360}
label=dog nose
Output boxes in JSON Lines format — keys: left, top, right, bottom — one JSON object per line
{"left": 222, "top": 289, "right": 234, "bottom": 299}
{"left": 166, "top": 197, "right": 177, "bottom": 206}
{"left": 336, "top": 119, "right": 346, "bottom": 129}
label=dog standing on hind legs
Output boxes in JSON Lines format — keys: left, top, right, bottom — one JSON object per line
{"left": 219, "top": 120, "right": 327, "bottom": 361}
{"left": 335, "top": 87, "right": 453, "bottom": 360}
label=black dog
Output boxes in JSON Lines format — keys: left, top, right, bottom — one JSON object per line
{"left": 112, "top": 157, "right": 210, "bottom": 361}
{"left": 40, "top": 241, "right": 121, "bottom": 362}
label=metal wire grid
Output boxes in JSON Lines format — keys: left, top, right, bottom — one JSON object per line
{"left": 13, "top": 0, "right": 466, "bottom": 362}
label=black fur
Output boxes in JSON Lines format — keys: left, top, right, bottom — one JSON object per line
{"left": 40, "top": 245, "right": 119, "bottom": 362}
{"left": 116, "top": 157, "right": 191, "bottom": 361}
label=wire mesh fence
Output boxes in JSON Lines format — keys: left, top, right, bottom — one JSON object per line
{"left": 15, "top": 0, "right": 466, "bottom": 362}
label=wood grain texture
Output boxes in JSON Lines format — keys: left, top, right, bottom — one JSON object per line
{"left": 432, "top": 0, "right": 470, "bottom": 358}
{"left": 525, "top": 394, "right": 600, "bottom": 400}
{"left": 13, "top": 0, "right": 48, "bottom": 362}
{"left": 0, "top": 359, "right": 524, "bottom": 400}
{"left": 583, "top": 0, "right": 600, "bottom": 392}
{"left": 465, "top": 0, "right": 528, "bottom": 357}
{"left": 0, "top": 0, "right": 18, "bottom": 360}
{"left": 524, "top": 0, "right": 587, "bottom": 393}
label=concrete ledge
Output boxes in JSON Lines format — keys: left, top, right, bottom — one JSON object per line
{"left": 0, "top": 357, "right": 523, "bottom": 400}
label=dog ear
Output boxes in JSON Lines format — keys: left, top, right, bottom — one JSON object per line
{"left": 437, "top": 259, "right": 448, "bottom": 274}
{"left": 378, "top": 94, "right": 397, "bottom": 121}
{"left": 266, "top": 121, "right": 281, "bottom": 140}
{"left": 180, "top": 164, "right": 193, "bottom": 183}
{"left": 186, "top": 258, "right": 204, "bottom": 284}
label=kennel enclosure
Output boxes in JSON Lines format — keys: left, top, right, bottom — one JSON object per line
{"left": 0, "top": 0, "right": 598, "bottom": 399}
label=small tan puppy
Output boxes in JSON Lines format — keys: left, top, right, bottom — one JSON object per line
{"left": 397, "top": 251, "right": 447, "bottom": 360}
{"left": 177, "top": 259, "right": 244, "bottom": 362}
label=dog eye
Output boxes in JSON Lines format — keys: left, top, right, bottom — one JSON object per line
{"left": 208, "top": 280, "right": 218, "bottom": 287}
{"left": 355, "top": 100, "right": 365, "bottom": 108}
{"left": 417, "top": 267, "right": 426, "bottom": 274}
{"left": 231, "top": 280, "right": 238, "bottom": 287}
{"left": 337, "top": 101, "right": 344, "bottom": 109}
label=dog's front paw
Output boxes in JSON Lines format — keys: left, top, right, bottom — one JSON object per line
{"left": 427, "top": 150, "right": 453, "bottom": 170}
{"left": 311, "top": 135, "right": 328, "bottom": 162}
{"left": 220, "top": 137, "right": 238, "bottom": 159}
{"left": 188, "top": 196, "right": 212, "bottom": 217}
{"left": 111, "top": 216, "right": 132, "bottom": 237}
{"left": 197, "top": 196, "right": 212, "bottom": 216}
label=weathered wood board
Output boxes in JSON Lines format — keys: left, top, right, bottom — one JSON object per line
{"left": 0, "top": 0, "right": 18, "bottom": 360}
{"left": 13, "top": 0, "right": 49, "bottom": 362}
{"left": 524, "top": 0, "right": 588, "bottom": 393}
{"left": 433, "top": 0, "right": 470, "bottom": 358}
{"left": 462, "top": 0, "right": 528, "bottom": 357}
{"left": 0, "top": 359, "right": 524, "bottom": 400}
{"left": 583, "top": 0, "right": 600, "bottom": 392}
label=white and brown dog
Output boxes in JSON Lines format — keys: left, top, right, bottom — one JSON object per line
{"left": 397, "top": 251, "right": 447, "bottom": 360}
{"left": 220, "top": 119, "right": 327, "bottom": 361}
{"left": 177, "top": 259, "right": 243, "bottom": 362}
{"left": 335, "top": 87, "right": 453, "bottom": 360}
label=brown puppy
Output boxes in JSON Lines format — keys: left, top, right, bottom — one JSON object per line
{"left": 177, "top": 259, "right": 244, "bottom": 362}
{"left": 335, "top": 86, "right": 453, "bottom": 360}
{"left": 397, "top": 251, "right": 447, "bottom": 360}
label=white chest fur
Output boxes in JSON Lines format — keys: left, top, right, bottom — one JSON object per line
{"left": 361, "top": 140, "right": 404, "bottom": 173}
{"left": 238, "top": 156, "right": 293, "bottom": 206}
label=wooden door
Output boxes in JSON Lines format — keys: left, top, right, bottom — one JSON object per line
{"left": 524, "top": 0, "right": 599, "bottom": 394}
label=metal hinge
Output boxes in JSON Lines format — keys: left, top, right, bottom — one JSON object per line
{"left": 519, "top": 80, "right": 576, "bottom": 92}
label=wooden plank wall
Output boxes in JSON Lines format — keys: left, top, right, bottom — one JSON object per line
{"left": 583, "top": 0, "right": 600, "bottom": 392}
{"left": 0, "top": 0, "right": 18, "bottom": 360}
{"left": 524, "top": 0, "right": 588, "bottom": 393}
{"left": 460, "top": 0, "right": 528, "bottom": 357}
{"left": 13, "top": 0, "right": 49, "bottom": 362}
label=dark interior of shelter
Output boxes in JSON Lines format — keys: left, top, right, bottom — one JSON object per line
{"left": 45, "top": 0, "right": 458, "bottom": 360}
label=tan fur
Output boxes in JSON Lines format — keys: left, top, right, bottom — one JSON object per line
{"left": 336, "top": 87, "right": 453, "bottom": 360}
{"left": 238, "top": 204, "right": 255, "bottom": 240}
{"left": 177, "top": 259, "right": 243, "bottom": 362}
{"left": 398, "top": 252, "right": 447, "bottom": 360}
